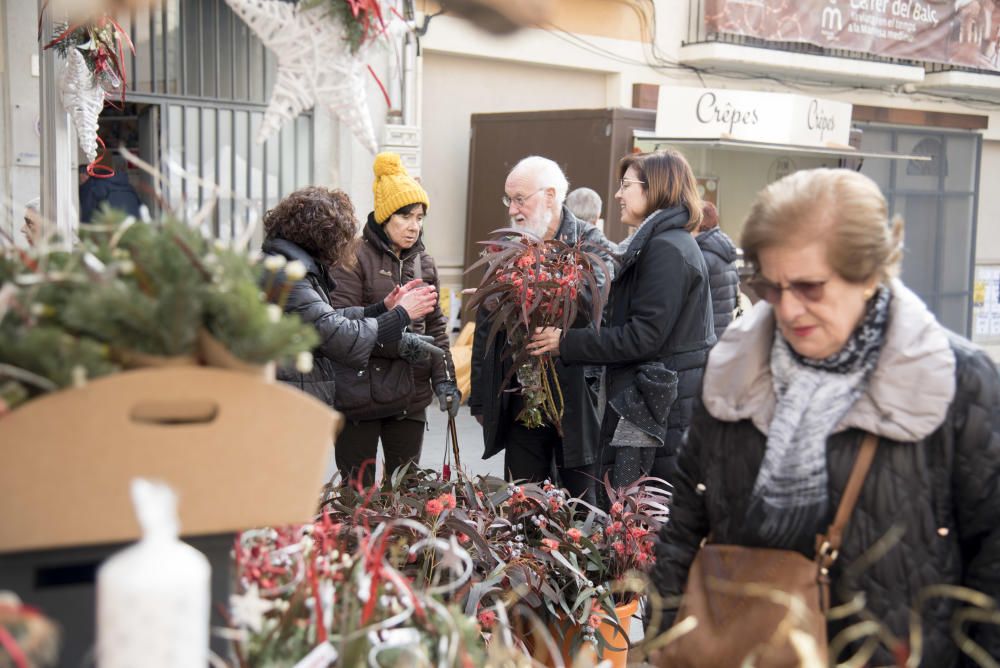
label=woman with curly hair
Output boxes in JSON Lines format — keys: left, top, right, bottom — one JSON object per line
{"left": 262, "top": 186, "right": 440, "bottom": 410}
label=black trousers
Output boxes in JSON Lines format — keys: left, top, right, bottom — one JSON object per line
{"left": 503, "top": 421, "right": 596, "bottom": 504}
{"left": 336, "top": 416, "right": 424, "bottom": 488}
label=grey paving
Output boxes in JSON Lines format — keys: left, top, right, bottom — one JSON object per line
{"left": 418, "top": 408, "right": 505, "bottom": 479}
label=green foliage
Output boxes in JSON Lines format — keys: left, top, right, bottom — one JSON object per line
{"left": 0, "top": 250, "right": 120, "bottom": 406}
{"left": 60, "top": 212, "right": 203, "bottom": 356}
{"left": 61, "top": 277, "right": 197, "bottom": 357}
{"left": 0, "top": 206, "right": 319, "bottom": 411}
{"left": 0, "top": 325, "right": 116, "bottom": 390}
{"left": 47, "top": 23, "right": 91, "bottom": 60}
{"left": 0, "top": 380, "right": 29, "bottom": 411}
{"left": 298, "top": 0, "right": 379, "bottom": 54}
{"left": 201, "top": 250, "right": 318, "bottom": 366}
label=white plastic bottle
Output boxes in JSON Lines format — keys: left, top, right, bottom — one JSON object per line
{"left": 96, "top": 479, "right": 211, "bottom": 667}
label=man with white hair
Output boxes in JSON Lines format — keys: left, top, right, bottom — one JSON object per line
{"left": 469, "top": 156, "right": 616, "bottom": 503}
{"left": 565, "top": 187, "right": 604, "bottom": 233}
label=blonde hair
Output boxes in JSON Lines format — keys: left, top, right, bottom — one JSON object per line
{"left": 618, "top": 150, "right": 703, "bottom": 232}
{"left": 741, "top": 168, "right": 904, "bottom": 284}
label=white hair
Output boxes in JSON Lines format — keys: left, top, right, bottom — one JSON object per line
{"left": 565, "top": 187, "right": 602, "bottom": 224}
{"left": 25, "top": 197, "right": 41, "bottom": 213}
{"left": 510, "top": 156, "right": 569, "bottom": 207}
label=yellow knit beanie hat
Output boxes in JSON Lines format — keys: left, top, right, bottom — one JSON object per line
{"left": 372, "top": 152, "right": 430, "bottom": 224}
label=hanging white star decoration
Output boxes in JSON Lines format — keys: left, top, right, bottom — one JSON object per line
{"left": 61, "top": 48, "right": 106, "bottom": 163}
{"left": 224, "top": 0, "right": 387, "bottom": 153}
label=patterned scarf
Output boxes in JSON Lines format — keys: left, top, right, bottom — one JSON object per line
{"left": 743, "top": 285, "right": 891, "bottom": 552}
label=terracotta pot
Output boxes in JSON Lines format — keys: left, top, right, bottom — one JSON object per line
{"left": 197, "top": 329, "right": 276, "bottom": 381}
{"left": 596, "top": 597, "right": 638, "bottom": 668}
{"left": 521, "top": 597, "right": 639, "bottom": 668}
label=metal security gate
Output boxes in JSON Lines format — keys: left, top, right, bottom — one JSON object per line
{"left": 859, "top": 124, "right": 981, "bottom": 336}
{"left": 109, "top": 0, "right": 314, "bottom": 241}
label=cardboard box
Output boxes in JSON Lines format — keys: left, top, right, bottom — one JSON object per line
{"left": 0, "top": 367, "right": 340, "bottom": 665}
{"left": 0, "top": 366, "right": 339, "bottom": 553}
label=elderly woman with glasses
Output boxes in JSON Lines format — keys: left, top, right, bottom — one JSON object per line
{"left": 528, "top": 150, "right": 716, "bottom": 491}
{"left": 646, "top": 168, "right": 1000, "bottom": 665}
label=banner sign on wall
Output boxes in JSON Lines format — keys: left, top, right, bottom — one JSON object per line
{"left": 705, "top": 0, "right": 1000, "bottom": 73}
{"left": 656, "top": 87, "right": 854, "bottom": 148}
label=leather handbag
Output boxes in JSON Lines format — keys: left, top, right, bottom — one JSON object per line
{"left": 659, "top": 433, "right": 879, "bottom": 668}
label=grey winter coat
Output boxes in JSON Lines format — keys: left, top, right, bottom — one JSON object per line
{"left": 469, "top": 207, "right": 617, "bottom": 468}
{"left": 262, "top": 237, "right": 408, "bottom": 406}
{"left": 695, "top": 227, "right": 740, "bottom": 337}
{"left": 649, "top": 280, "right": 1000, "bottom": 666}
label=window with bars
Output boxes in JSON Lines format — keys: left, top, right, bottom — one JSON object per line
{"left": 107, "top": 0, "right": 313, "bottom": 243}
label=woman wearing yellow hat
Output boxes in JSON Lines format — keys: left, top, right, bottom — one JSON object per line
{"left": 330, "top": 152, "right": 460, "bottom": 487}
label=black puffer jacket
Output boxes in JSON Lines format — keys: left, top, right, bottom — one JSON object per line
{"left": 695, "top": 227, "right": 740, "bottom": 337}
{"left": 79, "top": 168, "right": 142, "bottom": 223}
{"left": 262, "top": 238, "right": 408, "bottom": 406}
{"left": 560, "top": 207, "right": 716, "bottom": 481}
{"left": 649, "top": 281, "right": 1000, "bottom": 666}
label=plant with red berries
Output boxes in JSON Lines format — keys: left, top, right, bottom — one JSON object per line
{"left": 465, "top": 228, "right": 610, "bottom": 432}
{"left": 593, "top": 476, "right": 670, "bottom": 587}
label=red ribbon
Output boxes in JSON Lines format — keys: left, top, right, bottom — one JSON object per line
{"left": 107, "top": 16, "right": 135, "bottom": 105}
{"left": 308, "top": 563, "right": 327, "bottom": 643}
{"left": 367, "top": 65, "right": 391, "bottom": 107}
{"left": 0, "top": 625, "right": 28, "bottom": 668}
{"left": 87, "top": 137, "right": 115, "bottom": 179}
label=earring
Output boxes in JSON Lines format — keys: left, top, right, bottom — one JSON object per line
{"left": 863, "top": 287, "right": 875, "bottom": 299}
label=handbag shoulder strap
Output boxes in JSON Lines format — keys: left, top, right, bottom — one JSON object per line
{"left": 817, "top": 433, "right": 879, "bottom": 564}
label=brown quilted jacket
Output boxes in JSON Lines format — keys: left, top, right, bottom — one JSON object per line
{"left": 329, "top": 214, "right": 454, "bottom": 421}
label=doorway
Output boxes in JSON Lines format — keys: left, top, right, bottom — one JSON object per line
{"left": 859, "top": 124, "right": 981, "bottom": 336}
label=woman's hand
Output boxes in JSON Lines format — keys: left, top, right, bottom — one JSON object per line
{"left": 384, "top": 278, "right": 426, "bottom": 310}
{"left": 527, "top": 327, "right": 562, "bottom": 356}
{"left": 397, "top": 284, "right": 438, "bottom": 320}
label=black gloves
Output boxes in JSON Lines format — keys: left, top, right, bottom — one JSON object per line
{"left": 434, "top": 381, "right": 462, "bottom": 417}
{"left": 398, "top": 333, "right": 444, "bottom": 364}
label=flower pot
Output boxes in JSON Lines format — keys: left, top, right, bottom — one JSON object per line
{"left": 596, "top": 597, "right": 638, "bottom": 668}
{"left": 524, "top": 598, "right": 638, "bottom": 668}
{"left": 197, "top": 329, "right": 276, "bottom": 381}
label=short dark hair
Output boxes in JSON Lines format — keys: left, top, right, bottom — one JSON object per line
{"left": 392, "top": 202, "right": 426, "bottom": 218}
{"left": 617, "top": 150, "right": 703, "bottom": 232}
{"left": 263, "top": 186, "right": 359, "bottom": 269}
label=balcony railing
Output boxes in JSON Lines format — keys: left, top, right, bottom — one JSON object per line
{"left": 925, "top": 62, "right": 1000, "bottom": 77}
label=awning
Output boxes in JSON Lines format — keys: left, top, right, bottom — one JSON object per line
{"left": 632, "top": 132, "right": 931, "bottom": 162}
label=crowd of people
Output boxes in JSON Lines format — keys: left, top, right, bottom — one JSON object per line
{"left": 262, "top": 146, "right": 1000, "bottom": 662}
{"left": 14, "top": 138, "right": 995, "bottom": 660}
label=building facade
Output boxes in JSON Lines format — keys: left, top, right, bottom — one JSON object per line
{"left": 414, "top": 0, "right": 1000, "bottom": 357}
{"left": 2, "top": 0, "right": 999, "bottom": 357}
